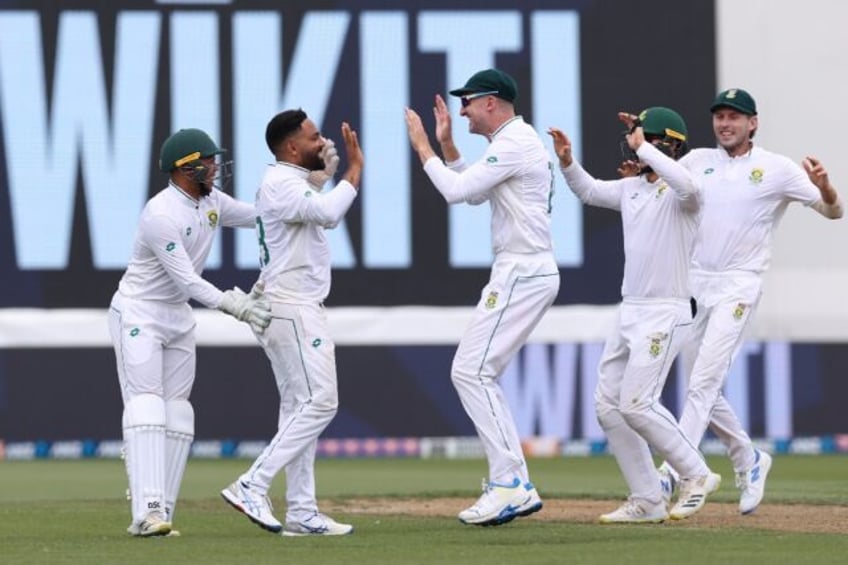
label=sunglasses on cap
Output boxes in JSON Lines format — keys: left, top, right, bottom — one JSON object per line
{"left": 460, "top": 90, "right": 499, "bottom": 107}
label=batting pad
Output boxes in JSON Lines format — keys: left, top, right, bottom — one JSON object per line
{"left": 123, "top": 393, "right": 167, "bottom": 522}
{"left": 164, "top": 399, "right": 194, "bottom": 521}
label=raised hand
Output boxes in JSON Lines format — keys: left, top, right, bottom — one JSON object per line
{"left": 618, "top": 111, "right": 644, "bottom": 150}
{"left": 547, "top": 127, "right": 573, "bottom": 168}
{"left": 434, "top": 94, "right": 453, "bottom": 145}
{"left": 341, "top": 122, "right": 363, "bottom": 188}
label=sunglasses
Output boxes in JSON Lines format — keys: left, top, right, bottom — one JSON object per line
{"left": 460, "top": 90, "right": 499, "bottom": 107}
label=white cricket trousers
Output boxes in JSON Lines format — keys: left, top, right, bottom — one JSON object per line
{"left": 451, "top": 251, "right": 559, "bottom": 485}
{"left": 240, "top": 302, "right": 337, "bottom": 521}
{"left": 678, "top": 269, "right": 762, "bottom": 472}
{"left": 108, "top": 291, "right": 196, "bottom": 524}
{"left": 595, "top": 297, "right": 708, "bottom": 503}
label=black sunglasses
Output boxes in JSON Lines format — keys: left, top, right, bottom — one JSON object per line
{"left": 460, "top": 90, "right": 499, "bottom": 107}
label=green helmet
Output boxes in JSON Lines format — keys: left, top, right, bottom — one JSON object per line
{"left": 637, "top": 107, "right": 687, "bottom": 142}
{"left": 159, "top": 128, "right": 225, "bottom": 172}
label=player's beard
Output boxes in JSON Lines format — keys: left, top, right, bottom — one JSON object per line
{"left": 303, "top": 149, "right": 325, "bottom": 172}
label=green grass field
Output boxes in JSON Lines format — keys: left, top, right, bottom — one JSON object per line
{"left": 1, "top": 455, "right": 846, "bottom": 564}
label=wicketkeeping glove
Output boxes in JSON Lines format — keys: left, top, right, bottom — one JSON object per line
{"left": 218, "top": 281, "right": 272, "bottom": 334}
{"left": 306, "top": 138, "right": 339, "bottom": 189}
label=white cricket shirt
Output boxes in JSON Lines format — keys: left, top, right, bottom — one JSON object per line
{"left": 423, "top": 116, "right": 554, "bottom": 255}
{"left": 255, "top": 162, "right": 357, "bottom": 304}
{"left": 561, "top": 143, "right": 700, "bottom": 300}
{"left": 682, "top": 146, "right": 821, "bottom": 274}
{"left": 118, "top": 183, "right": 255, "bottom": 308}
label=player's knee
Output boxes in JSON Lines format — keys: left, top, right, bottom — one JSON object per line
{"left": 165, "top": 399, "right": 194, "bottom": 437}
{"left": 619, "top": 400, "right": 651, "bottom": 427}
{"left": 123, "top": 393, "right": 166, "bottom": 430}
{"left": 595, "top": 397, "right": 623, "bottom": 430}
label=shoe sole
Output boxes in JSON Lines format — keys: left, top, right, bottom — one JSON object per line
{"left": 282, "top": 527, "right": 354, "bottom": 537}
{"left": 740, "top": 453, "right": 773, "bottom": 515}
{"left": 599, "top": 517, "right": 667, "bottom": 525}
{"left": 220, "top": 490, "right": 283, "bottom": 533}
{"left": 460, "top": 498, "right": 540, "bottom": 527}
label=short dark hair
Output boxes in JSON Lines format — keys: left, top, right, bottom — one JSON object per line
{"left": 265, "top": 109, "right": 308, "bottom": 154}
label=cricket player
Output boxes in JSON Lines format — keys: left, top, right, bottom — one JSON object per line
{"left": 220, "top": 109, "right": 362, "bottom": 536}
{"left": 550, "top": 108, "right": 720, "bottom": 523}
{"left": 108, "top": 128, "right": 272, "bottom": 537}
{"left": 405, "top": 68, "right": 559, "bottom": 526}
{"left": 662, "top": 88, "right": 843, "bottom": 514}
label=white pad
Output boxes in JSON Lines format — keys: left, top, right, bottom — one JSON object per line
{"left": 123, "top": 393, "right": 167, "bottom": 522}
{"left": 164, "top": 399, "right": 194, "bottom": 521}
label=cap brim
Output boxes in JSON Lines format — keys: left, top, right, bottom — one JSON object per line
{"left": 710, "top": 102, "right": 756, "bottom": 116}
{"left": 449, "top": 87, "right": 477, "bottom": 97}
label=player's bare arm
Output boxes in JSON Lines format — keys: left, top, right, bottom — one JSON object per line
{"left": 434, "top": 94, "right": 460, "bottom": 162}
{"left": 405, "top": 107, "right": 437, "bottom": 165}
{"left": 546, "top": 127, "right": 573, "bottom": 168}
{"left": 341, "top": 122, "right": 363, "bottom": 189}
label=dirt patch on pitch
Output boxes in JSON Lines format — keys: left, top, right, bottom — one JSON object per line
{"left": 327, "top": 498, "right": 848, "bottom": 535}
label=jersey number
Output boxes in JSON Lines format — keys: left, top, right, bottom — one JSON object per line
{"left": 256, "top": 217, "right": 270, "bottom": 267}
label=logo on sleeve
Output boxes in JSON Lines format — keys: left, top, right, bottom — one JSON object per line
{"left": 207, "top": 210, "right": 219, "bottom": 228}
{"left": 749, "top": 168, "right": 764, "bottom": 185}
{"left": 165, "top": 242, "right": 176, "bottom": 252}
{"left": 486, "top": 155, "right": 498, "bottom": 164}
{"left": 485, "top": 291, "right": 499, "bottom": 309}
{"left": 704, "top": 167, "right": 715, "bottom": 175}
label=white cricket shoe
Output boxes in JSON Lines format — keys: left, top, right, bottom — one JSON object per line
{"left": 127, "top": 510, "right": 172, "bottom": 537}
{"left": 669, "top": 472, "right": 721, "bottom": 520}
{"left": 458, "top": 478, "right": 532, "bottom": 526}
{"left": 221, "top": 480, "right": 283, "bottom": 533}
{"left": 515, "top": 482, "right": 543, "bottom": 518}
{"left": 599, "top": 497, "right": 668, "bottom": 524}
{"left": 658, "top": 463, "right": 678, "bottom": 507}
{"left": 737, "top": 449, "right": 773, "bottom": 515}
{"left": 283, "top": 512, "right": 354, "bottom": 536}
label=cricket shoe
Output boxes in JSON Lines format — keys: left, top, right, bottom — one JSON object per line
{"left": 737, "top": 449, "right": 773, "bottom": 515}
{"left": 282, "top": 512, "right": 354, "bottom": 536}
{"left": 658, "top": 463, "right": 678, "bottom": 507}
{"left": 669, "top": 472, "right": 721, "bottom": 520}
{"left": 127, "top": 510, "right": 172, "bottom": 537}
{"left": 458, "top": 478, "right": 532, "bottom": 526}
{"left": 515, "top": 482, "right": 543, "bottom": 518}
{"left": 220, "top": 480, "right": 283, "bottom": 533}
{"left": 599, "top": 497, "right": 668, "bottom": 524}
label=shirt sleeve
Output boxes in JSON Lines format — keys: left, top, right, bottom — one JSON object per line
{"left": 559, "top": 159, "right": 623, "bottom": 211}
{"left": 140, "top": 212, "right": 225, "bottom": 308}
{"left": 268, "top": 177, "right": 358, "bottom": 229}
{"left": 216, "top": 190, "right": 257, "bottom": 228}
{"left": 421, "top": 136, "right": 522, "bottom": 204}
{"left": 636, "top": 143, "right": 701, "bottom": 211}
{"left": 778, "top": 155, "right": 823, "bottom": 206}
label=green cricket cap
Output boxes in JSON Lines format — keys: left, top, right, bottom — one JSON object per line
{"left": 449, "top": 68, "right": 518, "bottom": 104}
{"left": 710, "top": 88, "right": 757, "bottom": 116}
